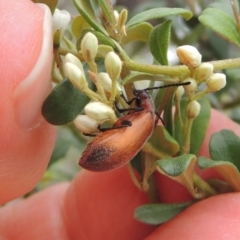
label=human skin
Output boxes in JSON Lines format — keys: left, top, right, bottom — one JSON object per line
{"left": 1, "top": 0, "right": 240, "bottom": 239}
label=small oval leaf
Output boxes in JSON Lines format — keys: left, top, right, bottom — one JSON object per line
{"left": 210, "top": 129, "right": 240, "bottom": 171}
{"left": 71, "top": 15, "right": 91, "bottom": 39}
{"left": 97, "top": 44, "right": 114, "bottom": 58}
{"left": 32, "top": 0, "right": 57, "bottom": 14}
{"left": 197, "top": 157, "right": 240, "bottom": 192}
{"left": 42, "top": 78, "right": 90, "bottom": 125}
{"left": 134, "top": 202, "right": 192, "bottom": 225}
{"left": 149, "top": 20, "right": 172, "bottom": 65}
{"left": 199, "top": 8, "right": 240, "bottom": 47}
{"left": 156, "top": 154, "right": 203, "bottom": 198}
{"left": 148, "top": 125, "right": 180, "bottom": 157}
{"left": 156, "top": 154, "right": 196, "bottom": 177}
{"left": 126, "top": 8, "right": 192, "bottom": 28}
{"left": 122, "top": 22, "right": 153, "bottom": 44}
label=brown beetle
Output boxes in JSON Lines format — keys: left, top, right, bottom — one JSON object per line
{"left": 79, "top": 82, "right": 190, "bottom": 171}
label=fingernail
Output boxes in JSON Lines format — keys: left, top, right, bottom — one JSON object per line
{"left": 14, "top": 4, "right": 53, "bottom": 129}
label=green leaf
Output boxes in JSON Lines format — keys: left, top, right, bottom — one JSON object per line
{"left": 32, "top": 0, "right": 57, "bottom": 14}
{"left": 134, "top": 202, "right": 191, "bottom": 225}
{"left": 71, "top": 15, "right": 91, "bottom": 39}
{"left": 174, "top": 98, "right": 211, "bottom": 155}
{"left": 161, "top": 87, "right": 175, "bottom": 136}
{"left": 156, "top": 154, "right": 196, "bottom": 176}
{"left": 149, "top": 20, "right": 172, "bottom": 65}
{"left": 130, "top": 151, "right": 144, "bottom": 178}
{"left": 190, "top": 98, "right": 211, "bottom": 154}
{"left": 199, "top": 8, "right": 240, "bottom": 47}
{"left": 210, "top": 130, "right": 240, "bottom": 171}
{"left": 97, "top": 44, "right": 114, "bottom": 58}
{"left": 73, "top": 0, "right": 108, "bottom": 35}
{"left": 42, "top": 78, "right": 90, "bottom": 125}
{"left": 156, "top": 154, "right": 203, "bottom": 198}
{"left": 148, "top": 125, "right": 180, "bottom": 157}
{"left": 92, "top": 31, "right": 116, "bottom": 49}
{"left": 122, "top": 22, "right": 153, "bottom": 44}
{"left": 197, "top": 157, "right": 240, "bottom": 192}
{"left": 126, "top": 8, "right": 192, "bottom": 28}
{"left": 99, "top": 0, "right": 116, "bottom": 27}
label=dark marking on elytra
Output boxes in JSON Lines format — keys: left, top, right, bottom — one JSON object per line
{"left": 84, "top": 145, "right": 115, "bottom": 163}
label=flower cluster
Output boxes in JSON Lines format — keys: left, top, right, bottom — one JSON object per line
{"left": 64, "top": 32, "right": 123, "bottom": 134}
{"left": 176, "top": 45, "right": 226, "bottom": 120}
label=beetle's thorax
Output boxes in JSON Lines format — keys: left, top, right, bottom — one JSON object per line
{"left": 135, "top": 90, "right": 155, "bottom": 113}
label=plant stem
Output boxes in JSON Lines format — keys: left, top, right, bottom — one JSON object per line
{"left": 109, "top": 76, "right": 118, "bottom": 106}
{"left": 142, "top": 142, "right": 170, "bottom": 159}
{"left": 212, "top": 57, "right": 240, "bottom": 70}
{"left": 145, "top": 173, "right": 160, "bottom": 203}
{"left": 193, "top": 173, "right": 218, "bottom": 196}
{"left": 123, "top": 58, "right": 240, "bottom": 78}
{"left": 191, "top": 88, "right": 209, "bottom": 101}
{"left": 58, "top": 48, "right": 84, "bottom": 62}
{"left": 88, "top": 71, "right": 108, "bottom": 103}
{"left": 230, "top": 0, "right": 240, "bottom": 34}
{"left": 182, "top": 118, "right": 193, "bottom": 154}
{"left": 53, "top": 48, "right": 65, "bottom": 78}
{"left": 83, "top": 88, "right": 103, "bottom": 102}
{"left": 175, "top": 100, "right": 183, "bottom": 128}
{"left": 124, "top": 60, "right": 190, "bottom": 77}
{"left": 127, "top": 163, "right": 143, "bottom": 191}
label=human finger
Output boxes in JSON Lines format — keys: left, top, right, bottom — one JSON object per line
{"left": 0, "top": 0, "right": 56, "bottom": 204}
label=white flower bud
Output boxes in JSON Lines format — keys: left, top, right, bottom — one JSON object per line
{"left": 118, "top": 9, "right": 128, "bottom": 27}
{"left": 105, "top": 52, "right": 122, "bottom": 80}
{"left": 176, "top": 45, "right": 202, "bottom": 69}
{"left": 114, "top": 10, "right": 119, "bottom": 22}
{"left": 206, "top": 73, "right": 226, "bottom": 92}
{"left": 84, "top": 102, "right": 116, "bottom": 123}
{"left": 52, "top": 9, "right": 71, "bottom": 37}
{"left": 194, "top": 63, "right": 214, "bottom": 82}
{"left": 64, "top": 62, "right": 88, "bottom": 90}
{"left": 73, "top": 115, "right": 99, "bottom": 134}
{"left": 175, "top": 86, "right": 185, "bottom": 101}
{"left": 65, "top": 53, "right": 85, "bottom": 76}
{"left": 118, "top": 9, "right": 128, "bottom": 35}
{"left": 98, "top": 72, "right": 122, "bottom": 94}
{"left": 187, "top": 100, "right": 201, "bottom": 119}
{"left": 81, "top": 32, "right": 98, "bottom": 62}
{"left": 183, "top": 78, "right": 197, "bottom": 95}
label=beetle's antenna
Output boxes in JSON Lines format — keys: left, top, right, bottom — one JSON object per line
{"left": 144, "top": 81, "right": 190, "bottom": 91}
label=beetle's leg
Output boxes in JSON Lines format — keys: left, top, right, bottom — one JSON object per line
{"left": 155, "top": 111, "right": 164, "bottom": 126}
{"left": 120, "top": 93, "right": 137, "bottom": 105}
{"left": 82, "top": 119, "right": 132, "bottom": 136}
{"left": 98, "top": 120, "right": 132, "bottom": 132}
{"left": 115, "top": 103, "right": 143, "bottom": 113}
{"left": 82, "top": 132, "right": 98, "bottom": 137}
{"left": 115, "top": 99, "right": 143, "bottom": 113}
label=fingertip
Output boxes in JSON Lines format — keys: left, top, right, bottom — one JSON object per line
{"left": 0, "top": 0, "right": 56, "bottom": 204}
{"left": 13, "top": 3, "right": 53, "bottom": 129}
{"left": 63, "top": 166, "right": 157, "bottom": 240}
